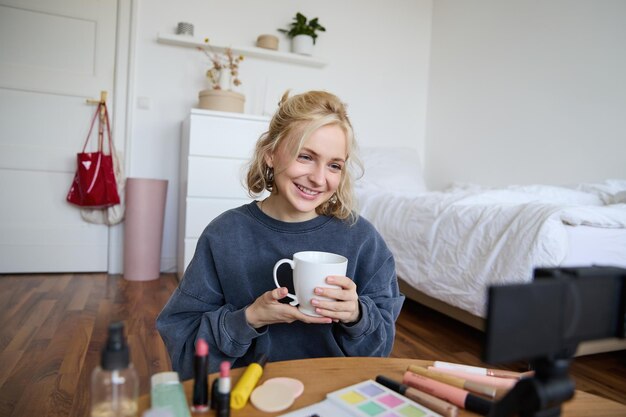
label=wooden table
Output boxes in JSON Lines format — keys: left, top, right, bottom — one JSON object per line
{"left": 138, "top": 357, "right": 626, "bottom": 417}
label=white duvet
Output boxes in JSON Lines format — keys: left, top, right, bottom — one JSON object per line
{"left": 357, "top": 181, "right": 626, "bottom": 318}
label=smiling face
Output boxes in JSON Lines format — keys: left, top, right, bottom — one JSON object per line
{"left": 264, "top": 124, "right": 347, "bottom": 222}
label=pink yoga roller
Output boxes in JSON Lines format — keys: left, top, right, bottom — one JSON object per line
{"left": 123, "top": 178, "right": 168, "bottom": 281}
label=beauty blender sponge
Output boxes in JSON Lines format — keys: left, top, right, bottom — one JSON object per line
{"left": 250, "top": 383, "right": 295, "bottom": 412}
{"left": 250, "top": 377, "right": 305, "bottom": 412}
{"left": 263, "top": 377, "right": 305, "bottom": 398}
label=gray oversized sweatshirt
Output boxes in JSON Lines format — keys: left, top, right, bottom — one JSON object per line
{"left": 156, "top": 202, "right": 405, "bottom": 379}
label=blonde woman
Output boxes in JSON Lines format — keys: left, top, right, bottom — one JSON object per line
{"left": 157, "top": 91, "right": 404, "bottom": 378}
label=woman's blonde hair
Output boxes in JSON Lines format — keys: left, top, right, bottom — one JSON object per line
{"left": 246, "top": 90, "right": 361, "bottom": 220}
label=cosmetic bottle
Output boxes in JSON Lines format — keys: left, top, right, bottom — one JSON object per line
{"left": 91, "top": 322, "right": 139, "bottom": 417}
{"left": 142, "top": 409, "right": 173, "bottom": 417}
{"left": 151, "top": 372, "right": 192, "bottom": 417}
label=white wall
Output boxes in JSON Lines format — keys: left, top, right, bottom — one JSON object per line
{"left": 128, "top": 0, "right": 432, "bottom": 272}
{"left": 424, "top": 0, "right": 626, "bottom": 190}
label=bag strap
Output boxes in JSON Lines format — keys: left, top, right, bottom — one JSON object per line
{"left": 103, "top": 104, "right": 115, "bottom": 154}
{"left": 102, "top": 104, "right": 119, "bottom": 168}
{"left": 81, "top": 104, "right": 102, "bottom": 152}
{"left": 81, "top": 102, "right": 117, "bottom": 163}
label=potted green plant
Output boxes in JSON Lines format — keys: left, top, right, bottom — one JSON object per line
{"left": 278, "top": 12, "right": 326, "bottom": 55}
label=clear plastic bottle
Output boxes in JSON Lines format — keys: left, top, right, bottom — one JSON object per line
{"left": 91, "top": 322, "right": 139, "bottom": 417}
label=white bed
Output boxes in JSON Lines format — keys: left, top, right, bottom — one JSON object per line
{"left": 356, "top": 147, "right": 626, "bottom": 355}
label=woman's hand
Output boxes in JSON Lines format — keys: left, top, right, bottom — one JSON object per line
{"left": 311, "top": 276, "right": 360, "bottom": 324}
{"left": 245, "top": 287, "right": 332, "bottom": 328}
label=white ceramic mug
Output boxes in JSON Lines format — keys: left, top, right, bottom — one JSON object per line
{"left": 273, "top": 251, "right": 348, "bottom": 317}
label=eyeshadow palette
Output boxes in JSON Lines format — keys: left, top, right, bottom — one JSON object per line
{"left": 279, "top": 380, "right": 442, "bottom": 417}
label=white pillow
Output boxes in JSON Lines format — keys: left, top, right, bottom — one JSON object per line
{"left": 356, "top": 147, "right": 427, "bottom": 195}
{"left": 575, "top": 179, "right": 626, "bottom": 204}
{"left": 612, "top": 190, "right": 626, "bottom": 204}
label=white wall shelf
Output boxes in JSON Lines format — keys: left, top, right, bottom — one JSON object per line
{"left": 157, "top": 32, "right": 327, "bottom": 68}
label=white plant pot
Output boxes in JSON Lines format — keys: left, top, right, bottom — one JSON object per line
{"left": 291, "top": 35, "right": 314, "bottom": 56}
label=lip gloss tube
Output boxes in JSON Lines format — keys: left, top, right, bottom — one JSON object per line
{"left": 191, "top": 339, "right": 209, "bottom": 412}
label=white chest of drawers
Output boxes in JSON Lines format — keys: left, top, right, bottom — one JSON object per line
{"left": 178, "top": 109, "right": 270, "bottom": 278}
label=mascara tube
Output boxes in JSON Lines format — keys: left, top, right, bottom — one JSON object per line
{"left": 191, "top": 339, "right": 209, "bottom": 412}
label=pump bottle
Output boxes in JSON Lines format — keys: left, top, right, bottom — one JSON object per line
{"left": 91, "top": 322, "right": 139, "bottom": 417}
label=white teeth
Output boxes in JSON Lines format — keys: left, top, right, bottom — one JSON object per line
{"left": 296, "top": 184, "right": 319, "bottom": 195}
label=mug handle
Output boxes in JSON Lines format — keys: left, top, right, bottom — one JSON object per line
{"left": 273, "top": 258, "right": 298, "bottom": 306}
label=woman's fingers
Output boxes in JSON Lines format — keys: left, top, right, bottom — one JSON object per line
{"left": 316, "top": 276, "right": 357, "bottom": 301}
{"left": 311, "top": 275, "right": 360, "bottom": 323}
{"left": 271, "top": 286, "right": 288, "bottom": 301}
{"left": 311, "top": 279, "right": 360, "bottom": 323}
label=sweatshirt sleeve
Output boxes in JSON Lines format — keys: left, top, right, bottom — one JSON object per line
{"left": 333, "top": 239, "right": 405, "bottom": 357}
{"left": 156, "top": 234, "right": 265, "bottom": 379}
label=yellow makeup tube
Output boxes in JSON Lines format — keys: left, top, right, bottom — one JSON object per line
{"left": 230, "top": 354, "right": 268, "bottom": 410}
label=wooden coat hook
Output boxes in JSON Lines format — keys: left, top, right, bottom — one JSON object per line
{"left": 86, "top": 91, "right": 108, "bottom": 122}
{"left": 86, "top": 91, "right": 108, "bottom": 106}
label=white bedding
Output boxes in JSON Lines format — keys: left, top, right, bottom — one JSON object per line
{"left": 562, "top": 225, "right": 626, "bottom": 267}
{"left": 357, "top": 182, "right": 626, "bottom": 318}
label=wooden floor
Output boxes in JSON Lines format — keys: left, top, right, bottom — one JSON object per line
{"left": 0, "top": 273, "right": 624, "bottom": 417}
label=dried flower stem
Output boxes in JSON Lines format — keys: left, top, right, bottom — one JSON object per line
{"left": 198, "top": 38, "right": 244, "bottom": 90}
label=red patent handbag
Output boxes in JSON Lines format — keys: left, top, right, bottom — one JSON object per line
{"left": 66, "top": 103, "right": 120, "bottom": 208}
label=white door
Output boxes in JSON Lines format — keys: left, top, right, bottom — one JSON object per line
{"left": 0, "top": 0, "right": 118, "bottom": 272}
